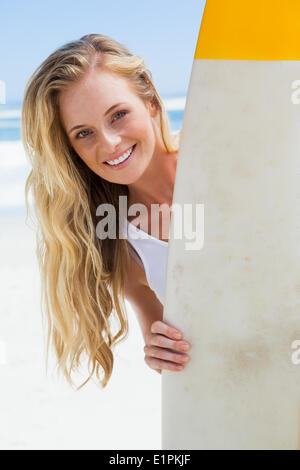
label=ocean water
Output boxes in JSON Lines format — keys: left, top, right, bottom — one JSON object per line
{"left": 0, "top": 96, "right": 185, "bottom": 209}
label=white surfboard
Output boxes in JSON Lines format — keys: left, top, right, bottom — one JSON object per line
{"left": 162, "top": 0, "right": 300, "bottom": 450}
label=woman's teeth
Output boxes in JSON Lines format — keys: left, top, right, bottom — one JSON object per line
{"left": 106, "top": 145, "right": 135, "bottom": 166}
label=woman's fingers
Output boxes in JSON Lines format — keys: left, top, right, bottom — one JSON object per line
{"left": 151, "top": 320, "right": 183, "bottom": 340}
{"left": 144, "top": 355, "right": 184, "bottom": 372}
{"left": 144, "top": 345, "right": 190, "bottom": 365}
{"left": 145, "top": 320, "right": 191, "bottom": 373}
{"left": 149, "top": 332, "right": 190, "bottom": 353}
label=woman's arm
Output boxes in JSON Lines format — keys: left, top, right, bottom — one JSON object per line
{"left": 124, "top": 255, "right": 190, "bottom": 373}
{"left": 124, "top": 254, "right": 164, "bottom": 343}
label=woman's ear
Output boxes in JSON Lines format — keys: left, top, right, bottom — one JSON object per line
{"left": 147, "top": 99, "right": 158, "bottom": 118}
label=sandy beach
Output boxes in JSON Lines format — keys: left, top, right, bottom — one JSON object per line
{"left": 0, "top": 209, "right": 161, "bottom": 450}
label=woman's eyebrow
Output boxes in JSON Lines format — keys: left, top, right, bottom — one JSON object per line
{"left": 68, "top": 102, "right": 126, "bottom": 135}
{"left": 104, "top": 102, "right": 125, "bottom": 117}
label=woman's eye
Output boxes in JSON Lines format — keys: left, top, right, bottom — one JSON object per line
{"left": 75, "top": 111, "right": 127, "bottom": 139}
{"left": 112, "top": 110, "right": 128, "bottom": 122}
{"left": 76, "top": 129, "right": 91, "bottom": 139}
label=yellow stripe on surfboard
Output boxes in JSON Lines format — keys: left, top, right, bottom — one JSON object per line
{"left": 195, "top": 0, "right": 300, "bottom": 60}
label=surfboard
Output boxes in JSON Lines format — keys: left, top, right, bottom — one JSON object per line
{"left": 162, "top": 0, "right": 300, "bottom": 450}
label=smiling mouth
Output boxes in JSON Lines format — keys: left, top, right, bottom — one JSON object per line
{"left": 104, "top": 144, "right": 136, "bottom": 166}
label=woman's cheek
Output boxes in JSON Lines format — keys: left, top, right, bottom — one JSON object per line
{"left": 73, "top": 140, "right": 95, "bottom": 162}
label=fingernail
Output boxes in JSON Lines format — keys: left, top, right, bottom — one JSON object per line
{"left": 181, "top": 355, "right": 189, "bottom": 362}
{"left": 174, "top": 332, "right": 182, "bottom": 339}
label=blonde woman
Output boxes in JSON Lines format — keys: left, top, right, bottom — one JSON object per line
{"left": 22, "top": 34, "right": 191, "bottom": 389}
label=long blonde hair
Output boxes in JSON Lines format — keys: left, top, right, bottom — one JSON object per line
{"left": 22, "top": 34, "right": 179, "bottom": 389}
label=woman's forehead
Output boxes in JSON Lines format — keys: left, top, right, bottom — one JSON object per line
{"left": 59, "top": 69, "right": 137, "bottom": 111}
{"left": 58, "top": 69, "right": 141, "bottom": 129}
{"left": 65, "top": 68, "right": 133, "bottom": 97}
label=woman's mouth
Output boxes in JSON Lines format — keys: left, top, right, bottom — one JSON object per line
{"left": 104, "top": 144, "right": 136, "bottom": 170}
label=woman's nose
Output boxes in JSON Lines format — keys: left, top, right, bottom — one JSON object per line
{"left": 97, "top": 127, "right": 122, "bottom": 151}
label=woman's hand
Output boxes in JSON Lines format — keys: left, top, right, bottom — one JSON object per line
{"left": 144, "top": 320, "right": 190, "bottom": 374}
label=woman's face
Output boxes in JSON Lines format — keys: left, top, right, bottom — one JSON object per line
{"left": 59, "top": 67, "right": 159, "bottom": 185}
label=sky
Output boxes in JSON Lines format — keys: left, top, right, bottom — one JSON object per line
{"left": 0, "top": 0, "right": 206, "bottom": 103}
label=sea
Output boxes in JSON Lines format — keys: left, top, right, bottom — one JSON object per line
{"left": 0, "top": 95, "right": 185, "bottom": 211}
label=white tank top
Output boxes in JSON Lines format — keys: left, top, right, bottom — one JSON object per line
{"left": 126, "top": 220, "right": 168, "bottom": 305}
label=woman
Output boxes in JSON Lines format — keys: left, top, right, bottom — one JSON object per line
{"left": 22, "top": 34, "right": 190, "bottom": 389}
